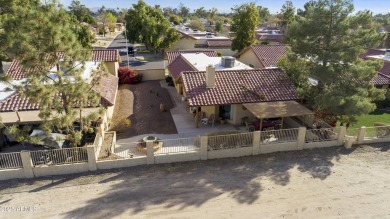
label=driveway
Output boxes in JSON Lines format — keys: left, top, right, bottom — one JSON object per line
{"left": 106, "top": 35, "right": 166, "bottom": 69}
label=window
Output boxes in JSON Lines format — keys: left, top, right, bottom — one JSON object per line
{"left": 219, "top": 105, "right": 233, "bottom": 120}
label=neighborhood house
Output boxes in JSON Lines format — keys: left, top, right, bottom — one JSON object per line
{"left": 0, "top": 50, "right": 120, "bottom": 129}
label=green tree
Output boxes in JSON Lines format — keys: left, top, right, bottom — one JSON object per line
{"left": 106, "top": 12, "right": 117, "bottom": 33}
{"left": 125, "top": 0, "right": 180, "bottom": 52}
{"left": 231, "top": 3, "right": 259, "bottom": 52}
{"left": 1, "top": 0, "right": 107, "bottom": 146}
{"left": 257, "top": 6, "right": 271, "bottom": 24}
{"left": 177, "top": 3, "right": 190, "bottom": 18}
{"left": 280, "top": 1, "right": 295, "bottom": 31}
{"left": 70, "top": 15, "right": 95, "bottom": 49}
{"left": 68, "top": 0, "right": 91, "bottom": 23}
{"left": 215, "top": 21, "right": 223, "bottom": 33}
{"left": 281, "top": 0, "right": 386, "bottom": 123}
{"left": 169, "top": 14, "right": 183, "bottom": 25}
{"left": 188, "top": 17, "right": 205, "bottom": 31}
{"left": 194, "top": 7, "right": 207, "bottom": 18}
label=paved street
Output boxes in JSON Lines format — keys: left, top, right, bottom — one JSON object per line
{"left": 105, "top": 35, "right": 167, "bottom": 69}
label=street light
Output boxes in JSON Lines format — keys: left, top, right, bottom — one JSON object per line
{"left": 124, "top": 23, "right": 130, "bottom": 68}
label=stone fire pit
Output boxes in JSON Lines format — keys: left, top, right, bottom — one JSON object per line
{"left": 136, "top": 136, "right": 163, "bottom": 154}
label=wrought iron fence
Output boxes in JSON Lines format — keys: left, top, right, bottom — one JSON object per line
{"left": 113, "top": 142, "right": 146, "bottom": 158}
{"left": 157, "top": 137, "right": 200, "bottom": 154}
{"left": 207, "top": 132, "right": 253, "bottom": 150}
{"left": 305, "top": 128, "right": 337, "bottom": 142}
{"left": 260, "top": 128, "right": 299, "bottom": 144}
{"left": 0, "top": 152, "right": 23, "bottom": 169}
{"left": 30, "top": 147, "right": 88, "bottom": 166}
{"left": 364, "top": 126, "right": 390, "bottom": 139}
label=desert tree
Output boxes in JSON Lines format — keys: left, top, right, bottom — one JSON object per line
{"left": 279, "top": 0, "right": 386, "bottom": 123}
{"left": 125, "top": 0, "right": 180, "bottom": 52}
{"left": 1, "top": 0, "right": 108, "bottom": 146}
{"left": 231, "top": 2, "right": 259, "bottom": 52}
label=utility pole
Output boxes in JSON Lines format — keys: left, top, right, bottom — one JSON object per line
{"left": 124, "top": 23, "right": 130, "bottom": 68}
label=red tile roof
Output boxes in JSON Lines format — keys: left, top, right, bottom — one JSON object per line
{"left": 166, "top": 50, "right": 218, "bottom": 64}
{"left": 167, "top": 55, "right": 196, "bottom": 81}
{"left": 372, "top": 73, "right": 390, "bottom": 85}
{"left": 0, "top": 94, "right": 40, "bottom": 112}
{"left": 93, "top": 74, "right": 119, "bottom": 106}
{"left": 92, "top": 49, "right": 119, "bottom": 62}
{"left": 6, "top": 50, "right": 119, "bottom": 80}
{"left": 242, "top": 45, "right": 287, "bottom": 68}
{"left": 378, "top": 61, "right": 390, "bottom": 78}
{"left": 182, "top": 68, "right": 298, "bottom": 106}
{"left": 0, "top": 75, "right": 118, "bottom": 112}
{"left": 256, "top": 33, "right": 285, "bottom": 44}
{"left": 207, "top": 40, "right": 232, "bottom": 48}
{"left": 359, "top": 48, "right": 385, "bottom": 59}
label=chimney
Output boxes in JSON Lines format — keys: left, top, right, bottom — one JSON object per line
{"left": 206, "top": 65, "right": 216, "bottom": 88}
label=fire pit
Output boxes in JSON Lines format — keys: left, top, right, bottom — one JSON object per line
{"left": 136, "top": 136, "right": 163, "bottom": 154}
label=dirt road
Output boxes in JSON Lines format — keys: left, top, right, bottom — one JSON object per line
{"left": 1, "top": 144, "right": 390, "bottom": 218}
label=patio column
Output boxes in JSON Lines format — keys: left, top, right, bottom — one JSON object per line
{"left": 337, "top": 126, "right": 347, "bottom": 145}
{"left": 280, "top": 117, "right": 284, "bottom": 129}
{"left": 252, "top": 131, "right": 261, "bottom": 155}
{"left": 297, "top": 127, "right": 307, "bottom": 150}
{"left": 200, "top": 136, "right": 208, "bottom": 160}
{"left": 87, "top": 145, "right": 97, "bottom": 171}
{"left": 259, "top": 118, "right": 263, "bottom": 131}
{"left": 195, "top": 108, "right": 199, "bottom": 128}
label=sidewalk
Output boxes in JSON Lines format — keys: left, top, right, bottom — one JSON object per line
{"left": 93, "top": 32, "right": 122, "bottom": 48}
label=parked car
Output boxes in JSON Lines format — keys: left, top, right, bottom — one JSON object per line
{"left": 128, "top": 46, "right": 137, "bottom": 55}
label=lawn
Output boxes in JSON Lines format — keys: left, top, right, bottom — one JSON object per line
{"left": 347, "top": 109, "right": 390, "bottom": 137}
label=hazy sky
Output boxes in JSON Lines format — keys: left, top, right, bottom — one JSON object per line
{"left": 59, "top": 0, "right": 390, "bottom": 14}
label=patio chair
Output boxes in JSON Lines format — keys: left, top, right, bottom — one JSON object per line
{"left": 245, "top": 121, "right": 255, "bottom": 132}
{"left": 205, "top": 114, "right": 216, "bottom": 126}
{"left": 195, "top": 111, "right": 205, "bottom": 123}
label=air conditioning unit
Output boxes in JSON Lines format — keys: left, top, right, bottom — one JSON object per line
{"left": 221, "top": 56, "right": 236, "bottom": 68}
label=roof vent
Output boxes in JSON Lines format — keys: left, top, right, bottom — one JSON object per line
{"left": 221, "top": 56, "right": 236, "bottom": 68}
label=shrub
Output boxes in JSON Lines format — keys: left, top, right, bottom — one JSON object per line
{"left": 165, "top": 76, "right": 172, "bottom": 83}
{"left": 217, "top": 51, "right": 222, "bottom": 57}
{"left": 118, "top": 67, "right": 143, "bottom": 84}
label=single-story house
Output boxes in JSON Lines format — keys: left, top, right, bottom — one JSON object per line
{"left": 256, "top": 33, "right": 285, "bottom": 45}
{"left": 360, "top": 48, "right": 390, "bottom": 99}
{"left": 0, "top": 50, "right": 120, "bottom": 127}
{"left": 235, "top": 45, "right": 287, "bottom": 69}
{"left": 181, "top": 66, "right": 313, "bottom": 127}
{"left": 166, "top": 50, "right": 218, "bottom": 65}
{"left": 167, "top": 52, "right": 251, "bottom": 95}
{"left": 169, "top": 28, "right": 236, "bottom": 56}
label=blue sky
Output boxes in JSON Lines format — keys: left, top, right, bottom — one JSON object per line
{"left": 59, "top": 0, "right": 390, "bottom": 14}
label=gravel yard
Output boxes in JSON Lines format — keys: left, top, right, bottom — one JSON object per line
{"left": 109, "top": 82, "right": 177, "bottom": 140}
{"left": 1, "top": 144, "right": 390, "bottom": 218}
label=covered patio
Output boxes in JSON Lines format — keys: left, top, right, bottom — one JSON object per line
{"left": 243, "top": 101, "right": 315, "bottom": 131}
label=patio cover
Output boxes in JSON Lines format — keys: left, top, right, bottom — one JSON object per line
{"left": 243, "top": 101, "right": 314, "bottom": 119}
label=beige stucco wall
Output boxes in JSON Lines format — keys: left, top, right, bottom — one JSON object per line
{"left": 105, "top": 61, "right": 119, "bottom": 76}
{"left": 154, "top": 152, "right": 200, "bottom": 164}
{"left": 208, "top": 147, "right": 253, "bottom": 159}
{"left": 259, "top": 142, "right": 298, "bottom": 154}
{"left": 201, "top": 105, "right": 217, "bottom": 118}
{"left": 237, "top": 49, "right": 264, "bottom": 68}
{"left": 0, "top": 108, "right": 102, "bottom": 124}
{"left": 96, "top": 157, "right": 147, "bottom": 169}
{"left": 169, "top": 37, "right": 196, "bottom": 51}
{"left": 0, "top": 168, "right": 25, "bottom": 181}
{"left": 137, "top": 69, "right": 165, "bottom": 81}
{"left": 33, "top": 163, "right": 90, "bottom": 177}
{"left": 303, "top": 140, "right": 339, "bottom": 149}
{"left": 231, "top": 104, "right": 256, "bottom": 125}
